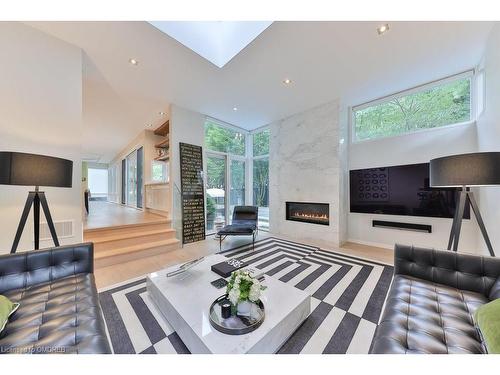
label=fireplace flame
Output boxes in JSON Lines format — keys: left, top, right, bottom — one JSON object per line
{"left": 292, "top": 212, "right": 329, "bottom": 221}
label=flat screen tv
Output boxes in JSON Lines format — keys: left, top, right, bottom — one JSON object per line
{"left": 349, "top": 162, "right": 470, "bottom": 219}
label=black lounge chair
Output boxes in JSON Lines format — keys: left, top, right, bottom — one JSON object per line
{"left": 217, "top": 206, "right": 258, "bottom": 252}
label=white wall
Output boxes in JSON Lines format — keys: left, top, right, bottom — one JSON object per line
{"left": 477, "top": 23, "right": 500, "bottom": 255}
{"left": 269, "top": 101, "right": 343, "bottom": 247}
{"left": 168, "top": 104, "right": 206, "bottom": 233}
{"left": 169, "top": 105, "right": 205, "bottom": 192}
{"left": 348, "top": 123, "right": 480, "bottom": 252}
{"left": 0, "top": 22, "right": 83, "bottom": 253}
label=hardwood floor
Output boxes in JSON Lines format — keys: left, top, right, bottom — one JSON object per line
{"left": 84, "top": 201, "right": 166, "bottom": 230}
{"left": 94, "top": 231, "right": 393, "bottom": 290}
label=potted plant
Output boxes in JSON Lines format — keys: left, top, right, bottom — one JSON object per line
{"left": 226, "top": 270, "right": 266, "bottom": 316}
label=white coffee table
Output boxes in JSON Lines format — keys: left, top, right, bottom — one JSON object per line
{"left": 147, "top": 254, "right": 311, "bottom": 354}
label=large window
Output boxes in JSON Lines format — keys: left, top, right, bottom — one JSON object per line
{"left": 206, "top": 155, "right": 227, "bottom": 232}
{"left": 252, "top": 129, "right": 269, "bottom": 230}
{"left": 88, "top": 167, "right": 108, "bottom": 200}
{"left": 205, "top": 120, "right": 246, "bottom": 156}
{"left": 205, "top": 120, "right": 247, "bottom": 232}
{"left": 204, "top": 121, "right": 270, "bottom": 232}
{"left": 152, "top": 160, "right": 168, "bottom": 183}
{"left": 353, "top": 71, "right": 473, "bottom": 142}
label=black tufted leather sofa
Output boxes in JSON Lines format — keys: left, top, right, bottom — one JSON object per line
{"left": 0, "top": 243, "right": 111, "bottom": 354}
{"left": 371, "top": 244, "right": 500, "bottom": 354}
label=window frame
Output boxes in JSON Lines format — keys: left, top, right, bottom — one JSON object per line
{"left": 351, "top": 69, "right": 476, "bottom": 144}
{"left": 204, "top": 116, "right": 247, "bottom": 156}
{"left": 151, "top": 160, "right": 168, "bottom": 183}
{"left": 204, "top": 118, "right": 249, "bottom": 232}
{"left": 250, "top": 126, "right": 270, "bottom": 231}
{"left": 202, "top": 118, "right": 270, "bottom": 232}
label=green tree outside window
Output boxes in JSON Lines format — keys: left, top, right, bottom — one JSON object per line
{"left": 354, "top": 77, "right": 471, "bottom": 141}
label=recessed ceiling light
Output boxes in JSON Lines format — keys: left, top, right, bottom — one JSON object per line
{"left": 159, "top": 111, "right": 166, "bottom": 116}
{"left": 129, "top": 58, "right": 139, "bottom": 66}
{"left": 283, "top": 78, "right": 292, "bottom": 85}
{"left": 377, "top": 24, "right": 390, "bottom": 35}
{"left": 233, "top": 107, "right": 238, "bottom": 111}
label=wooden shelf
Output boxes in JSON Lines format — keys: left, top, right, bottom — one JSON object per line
{"left": 153, "top": 120, "right": 169, "bottom": 137}
{"left": 155, "top": 154, "right": 169, "bottom": 162}
{"left": 155, "top": 137, "right": 169, "bottom": 149}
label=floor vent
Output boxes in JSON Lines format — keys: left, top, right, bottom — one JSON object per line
{"left": 40, "top": 220, "right": 74, "bottom": 240}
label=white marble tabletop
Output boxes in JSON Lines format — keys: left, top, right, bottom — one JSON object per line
{"left": 147, "top": 254, "right": 311, "bottom": 353}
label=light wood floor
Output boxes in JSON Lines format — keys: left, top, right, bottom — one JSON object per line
{"left": 94, "top": 231, "right": 393, "bottom": 290}
{"left": 84, "top": 201, "right": 166, "bottom": 230}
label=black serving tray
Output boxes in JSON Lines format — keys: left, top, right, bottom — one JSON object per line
{"left": 209, "top": 295, "right": 265, "bottom": 335}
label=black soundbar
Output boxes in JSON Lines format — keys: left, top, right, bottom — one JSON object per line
{"left": 372, "top": 220, "right": 432, "bottom": 233}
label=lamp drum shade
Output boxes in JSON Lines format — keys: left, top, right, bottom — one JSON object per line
{"left": 430, "top": 152, "right": 500, "bottom": 187}
{"left": 0, "top": 152, "right": 73, "bottom": 188}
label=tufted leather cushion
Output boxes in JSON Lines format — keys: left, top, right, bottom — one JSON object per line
{"left": 0, "top": 243, "right": 94, "bottom": 294}
{"left": 0, "top": 244, "right": 111, "bottom": 354}
{"left": 394, "top": 244, "right": 500, "bottom": 296}
{"left": 489, "top": 277, "right": 500, "bottom": 300}
{"left": 371, "top": 245, "right": 500, "bottom": 354}
{"left": 371, "top": 275, "right": 488, "bottom": 354}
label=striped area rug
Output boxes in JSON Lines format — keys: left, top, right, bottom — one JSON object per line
{"left": 99, "top": 237, "right": 393, "bottom": 354}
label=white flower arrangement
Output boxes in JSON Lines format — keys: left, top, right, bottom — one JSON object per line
{"left": 226, "top": 270, "right": 266, "bottom": 306}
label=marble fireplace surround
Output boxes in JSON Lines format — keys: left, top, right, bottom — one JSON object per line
{"left": 269, "top": 100, "right": 347, "bottom": 247}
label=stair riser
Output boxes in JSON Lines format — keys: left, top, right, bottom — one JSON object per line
{"left": 92, "top": 231, "right": 177, "bottom": 252}
{"left": 84, "top": 222, "right": 171, "bottom": 239}
{"left": 95, "top": 242, "right": 180, "bottom": 268}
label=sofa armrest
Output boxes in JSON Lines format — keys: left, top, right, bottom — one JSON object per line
{"left": 0, "top": 242, "right": 94, "bottom": 294}
{"left": 394, "top": 244, "right": 500, "bottom": 298}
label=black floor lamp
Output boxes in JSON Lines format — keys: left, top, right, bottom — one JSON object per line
{"left": 0, "top": 152, "right": 73, "bottom": 254}
{"left": 430, "top": 152, "right": 500, "bottom": 257}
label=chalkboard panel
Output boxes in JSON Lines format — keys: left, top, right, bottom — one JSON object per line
{"left": 180, "top": 142, "right": 206, "bottom": 244}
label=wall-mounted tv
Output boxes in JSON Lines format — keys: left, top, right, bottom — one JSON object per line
{"left": 349, "top": 162, "right": 470, "bottom": 219}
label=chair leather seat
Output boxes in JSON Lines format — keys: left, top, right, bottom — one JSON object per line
{"left": 0, "top": 273, "right": 110, "bottom": 354}
{"left": 372, "top": 275, "right": 488, "bottom": 354}
{"left": 218, "top": 224, "right": 256, "bottom": 235}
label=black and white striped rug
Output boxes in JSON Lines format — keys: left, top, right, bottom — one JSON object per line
{"left": 99, "top": 237, "right": 393, "bottom": 354}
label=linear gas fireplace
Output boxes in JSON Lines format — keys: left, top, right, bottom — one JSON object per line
{"left": 286, "top": 201, "right": 330, "bottom": 226}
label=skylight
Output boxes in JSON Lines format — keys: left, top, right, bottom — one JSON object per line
{"left": 149, "top": 21, "right": 272, "bottom": 68}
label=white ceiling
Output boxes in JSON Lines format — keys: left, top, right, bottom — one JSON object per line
{"left": 27, "top": 21, "right": 495, "bottom": 163}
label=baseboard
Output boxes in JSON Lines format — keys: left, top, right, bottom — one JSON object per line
{"left": 346, "top": 238, "right": 394, "bottom": 250}
{"left": 146, "top": 208, "right": 169, "bottom": 217}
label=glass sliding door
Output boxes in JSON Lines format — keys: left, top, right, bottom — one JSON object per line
{"left": 206, "top": 154, "right": 227, "bottom": 233}
{"left": 123, "top": 148, "right": 144, "bottom": 208}
{"left": 126, "top": 150, "right": 138, "bottom": 207}
{"left": 229, "top": 159, "right": 245, "bottom": 221}
{"left": 136, "top": 146, "right": 143, "bottom": 208}
{"left": 121, "top": 159, "right": 126, "bottom": 204}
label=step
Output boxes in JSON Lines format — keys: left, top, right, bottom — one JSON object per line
{"left": 87, "top": 228, "right": 177, "bottom": 252}
{"left": 94, "top": 238, "right": 181, "bottom": 268}
{"left": 84, "top": 219, "right": 171, "bottom": 237}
